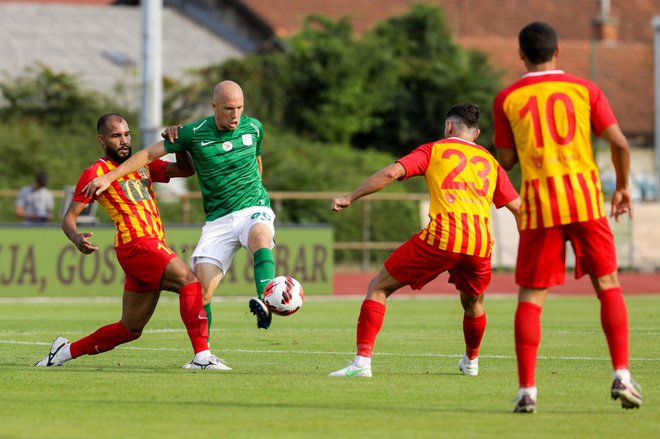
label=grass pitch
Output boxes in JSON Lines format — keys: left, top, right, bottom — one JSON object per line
{"left": 0, "top": 295, "right": 658, "bottom": 438}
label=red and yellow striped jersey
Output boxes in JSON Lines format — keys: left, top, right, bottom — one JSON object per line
{"left": 72, "top": 158, "right": 170, "bottom": 247}
{"left": 398, "top": 138, "right": 518, "bottom": 258}
{"left": 493, "top": 70, "right": 617, "bottom": 230}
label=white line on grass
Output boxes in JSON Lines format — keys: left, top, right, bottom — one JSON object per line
{"left": 3, "top": 339, "right": 659, "bottom": 362}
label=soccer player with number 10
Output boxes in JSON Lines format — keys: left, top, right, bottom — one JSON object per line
{"left": 493, "top": 21, "right": 642, "bottom": 413}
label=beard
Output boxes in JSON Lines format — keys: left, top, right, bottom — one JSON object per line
{"left": 106, "top": 146, "right": 132, "bottom": 163}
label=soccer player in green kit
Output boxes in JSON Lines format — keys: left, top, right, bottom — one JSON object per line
{"left": 84, "top": 81, "right": 277, "bottom": 348}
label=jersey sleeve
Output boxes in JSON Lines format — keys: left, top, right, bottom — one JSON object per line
{"left": 72, "top": 166, "right": 100, "bottom": 204}
{"left": 492, "top": 165, "right": 519, "bottom": 208}
{"left": 148, "top": 159, "right": 171, "bottom": 184}
{"left": 492, "top": 91, "right": 516, "bottom": 149}
{"left": 396, "top": 142, "right": 433, "bottom": 180}
{"left": 587, "top": 82, "right": 617, "bottom": 136}
{"left": 164, "top": 123, "right": 194, "bottom": 153}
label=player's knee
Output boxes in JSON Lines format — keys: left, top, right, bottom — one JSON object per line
{"left": 172, "top": 271, "right": 198, "bottom": 291}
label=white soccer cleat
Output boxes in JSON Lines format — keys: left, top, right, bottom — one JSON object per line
{"left": 329, "top": 363, "right": 372, "bottom": 377}
{"left": 182, "top": 354, "right": 232, "bottom": 371}
{"left": 35, "top": 336, "right": 70, "bottom": 367}
{"left": 457, "top": 354, "right": 479, "bottom": 376}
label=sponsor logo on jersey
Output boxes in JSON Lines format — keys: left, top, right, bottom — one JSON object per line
{"left": 222, "top": 141, "right": 233, "bottom": 151}
{"left": 200, "top": 140, "right": 215, "bottom": 146}
{"left": 242, "top": 134, "right": 253, "bottom": 146}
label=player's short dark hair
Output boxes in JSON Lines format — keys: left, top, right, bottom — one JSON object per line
{"left": 446, "top": 103, "right": 480, "bottom": 129}
{"left": 519, "top": 22, "right": 558, "bottom": 64}
{"left": 97, "top": 113, "right": 125, "bottom": 134}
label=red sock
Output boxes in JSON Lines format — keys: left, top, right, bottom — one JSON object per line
{"left": 356, "top": 299, "right": 386, "bottom": 357}
{"left": 179, "top": 282, "right": 209, "bottom": 354}
{"left": 463, "top": 313, "right": 487, "bottom": 360}
{"left": 598, "top": 287, "right": 629, "bottom": 369}
{"left": 70, "top": 321, "right": 138, "bottom": 358}
{"left": 515, "top": 302, "right": 542, "bottom": 388}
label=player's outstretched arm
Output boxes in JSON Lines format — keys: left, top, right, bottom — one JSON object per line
{"left": 331, "top": 163, "right": 406, "bottom": 212}
{"left": 601, "top": 124, "right": 633, "bottom": 221}
{"left": 82, "top": 141, "right": 168, "bottom": 197}
{"left": 62, "top": 201, "right": 99, "bottom": 255}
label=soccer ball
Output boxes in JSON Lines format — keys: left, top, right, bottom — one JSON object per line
{"left": 264, "top": 276, "right": 304, "bottom": 316}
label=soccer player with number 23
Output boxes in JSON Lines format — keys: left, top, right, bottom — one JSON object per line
{"left": 329, "top": 103, "right": 521, "bottom": 379}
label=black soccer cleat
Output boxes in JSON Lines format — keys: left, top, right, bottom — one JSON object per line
{"left": 249, "top": 297, "right": 272, "bottom": 329}
{"left": 513, "top": 394, "right": 536, "bottom": 414}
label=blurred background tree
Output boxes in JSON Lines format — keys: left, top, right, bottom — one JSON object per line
{"left": 0, "top": 4, "right": 507, "bottom": 263}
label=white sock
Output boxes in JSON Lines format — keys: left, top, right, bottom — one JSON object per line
{"left": 194, "top": 349, "right": 211, "bottom": 362}
{"left": 518, "top": 386, "right": 538, "bottom": 400}
{"left": 354, "top": 355, "right": 371, "bottom": 368}
{"left": 614, "top": 369, "right": 631, "bottom": 383}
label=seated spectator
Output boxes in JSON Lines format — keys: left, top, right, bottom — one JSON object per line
{"left": 15, "top": 171, "right": 54, "bottom": 225}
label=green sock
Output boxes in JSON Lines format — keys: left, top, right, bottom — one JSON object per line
{"left": 204, "top": 302, "right": 213, "bottom": 342}
{"left": 253, "top": 248, "right": 276, "bottom": 300}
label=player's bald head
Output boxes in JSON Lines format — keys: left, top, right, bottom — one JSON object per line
{"left": 213, "top": 80, "right": 243, "bottom": 104}
{"left": 211, "top": 80, "right": 245, "bottom": 131}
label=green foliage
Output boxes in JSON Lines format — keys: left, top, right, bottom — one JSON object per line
{"left": 261, "top": 129, "right": 424, "bottom": 263}
{"left": 164, "top": 4, "right": 503, "bottom": 157}
{"left": 0, "top": 4, "right": 505, "bottom": 262}
{"left": 0, "top": 65, "right": 137, "bottom": 221}
{"left": 355, "top": 4, "right": 503, "bottom": 155}
{"left": 0, "top": 64, "right": 118, "bottom": 128}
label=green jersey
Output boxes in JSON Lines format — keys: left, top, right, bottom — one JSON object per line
{"left": 164, "top": 114, "right": 270, "bottom": 221}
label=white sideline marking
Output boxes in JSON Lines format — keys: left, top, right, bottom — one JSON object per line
{"left": 3, "top": 339, "right": 659, "bottom": 362}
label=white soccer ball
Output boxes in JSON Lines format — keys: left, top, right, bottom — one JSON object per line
{"left": 264, "top": 276, "right": 304, "bottom": 316}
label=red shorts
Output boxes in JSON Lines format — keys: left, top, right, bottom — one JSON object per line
{"left": 516, "top": 217, "right": 617, "bottom": 288}
{"left": 115, "top": 237, "right": 178, "bottom": 292}
{"left": 384, "top": 235, "right": 492, "bottom": 296}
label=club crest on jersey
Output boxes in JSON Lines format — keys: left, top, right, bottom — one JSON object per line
{"left": 532, "top": 155, "right": 544, "bottom": 168}
{"left": 242, "top": 134, "right": 253, "bottom": 146}
{"left": 222, "top": 141, "right": 233, "bottom": 151}
{"left": 137, "top": 167, "right": 149, "bottom": 179}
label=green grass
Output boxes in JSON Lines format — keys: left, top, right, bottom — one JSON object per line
{"left": 0, "top": 295, "right": 658, "bottom": 438}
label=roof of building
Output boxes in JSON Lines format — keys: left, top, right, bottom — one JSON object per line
{"left": 241, "top": 0, "right": 658, "bottom": 143}
{"left": 0, "top": 2, "right": 243, "bottom": 99}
